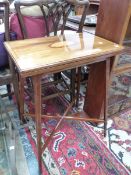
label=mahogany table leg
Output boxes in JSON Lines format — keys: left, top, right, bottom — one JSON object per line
{"left": 32, "top": 75, "right": 42, "bottom": 174}
{"left": 84, "top": 61, "right": 107, "bottom": 119}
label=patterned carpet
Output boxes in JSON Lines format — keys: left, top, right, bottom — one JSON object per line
{"left": 15, "top": 59, "right": 131, "bottom": 174}
{"left": 108, "top": 54, "right": 131, "bottom": 115}
{"left": 23, "top": 93, "right": 131, "bottom": 175}
{"left": 88, "top": 110, "right": 131, "bottom": 172}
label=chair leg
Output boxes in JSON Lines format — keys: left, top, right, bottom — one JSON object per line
{"left": 26, "top": 77, "right": 33, "bottom": 88}
{"left": 76, "top": 67, "right": 81, "bottom": 107}
{"left": 54, "top": 73, "right": 61, "bottom": 81}
{"left": 70, "top": 69, "right": 76, "bottom": 103}
{"left": 7, "top": 84, "right": 12, "bottom": 100}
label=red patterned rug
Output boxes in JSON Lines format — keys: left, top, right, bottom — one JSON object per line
{"left": 24, "top": 87, "right": 130, "bottom": 175}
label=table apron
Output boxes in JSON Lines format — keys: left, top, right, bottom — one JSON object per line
{"left": 19, "top": 50, "right": 122, "bottom": 78}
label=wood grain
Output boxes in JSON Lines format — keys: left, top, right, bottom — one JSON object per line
{"left": 4, "top": 31, "right": 123, "bottom": 78}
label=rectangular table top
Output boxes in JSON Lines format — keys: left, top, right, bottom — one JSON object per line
{"left": 4, "top": 31, "right": 124, "bottom": 77}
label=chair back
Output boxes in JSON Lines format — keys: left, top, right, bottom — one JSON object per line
{"left": 0, "top": 0, "right": 10, "bottom": 40}
{"left": 0, "top": 0, "right": 10, "bottom": 67}
{"left": 14, "top": 0, "right": 89, "bottom": 39}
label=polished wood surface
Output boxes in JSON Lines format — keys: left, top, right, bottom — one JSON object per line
{"left": 5, "top": 31, "right": 123, "bottom": 78}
